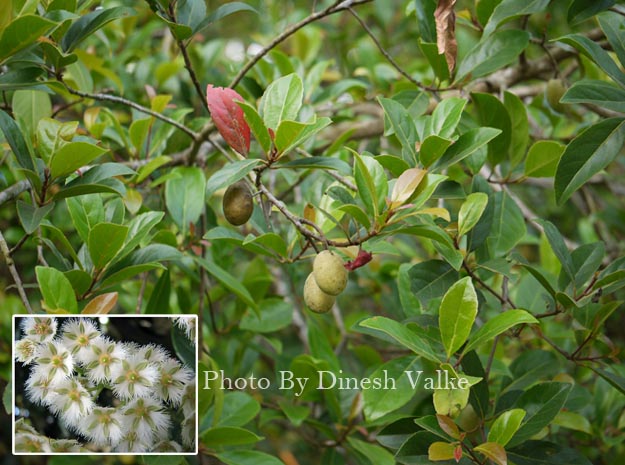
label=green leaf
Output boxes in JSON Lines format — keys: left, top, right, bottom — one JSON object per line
{"left": 474, "top": 442, "right": 507, "bottom": 465}
{"left": 456, "top": 30, "right": 530, "bottom": 82}
{"left": 508, "top": 382, "right": 573, "bottom": 448}
{"left": 482, "top": 0, "right": 550, "bottom": 36}
{"left": 217, "top": 450, "right": 285, "bottom": 465}
{"left": 238, "top": 100, "right": 271, "bottom": 154}
{"left": 196, "top": 256, "right": 258, "bottom": 312}
{"left": 63, "top": 163, "right": 135, "bottom": 190}
{"left": 590, "top": 366, "right": 625, "bottom": 395}
{"left": 35, "top": 266, "right": 78, "bottom": 313}
{"left": 434, "top": 127, "right": 501, "bottom": 171}
{"left": 103, "top": 244, "right": 181, "bottom": 285}
{"left": 165, "top": 167, "right": 206, "bottom": 235}
{"left": 0, "top": 67, "right": 45, "bottom": 91}
{"left": 427, "top": 441, "right": 457, "bottom": 461}
{"left": 36, "top": 118, "right": 77, "bottom": 164}
{"left": 202, "top": 391, "right": 260, "bottom": 429}
{"left": 504, "top": 91, "right": 529, "bottom": 168}
{"left": 432, "top": 364, "right": 481, "bottom": 418}
{"left": 509, "top": 440, "right": 593, "bottom": 465}
{"left": 561, "top": 80, "right": 625, "bottom": 113}
{"left": 145, "top": 269, "right": 170, "bottom": 314}
{"left": 419, "top": 135, "right": 452, "bottom": 167}
{"left": 243, "top": 233, "right": 288, "bottom": 257}
{"left": 353, "top": 151, "right": 387, "bottom": 217}
{"left": 274, "top": 116, "right": 331, "bottom": 156}
{"left": 536, "top": 219, "right": 575, "bottom": 283}
{"left": 50, "top": 141, "right": 108, "bottom": 179}
{"left": 17, "top": 201, "right": 55, "bottom": 234}
{"left": 347, "top": 437, "right": 395, "bottom": 465}
{"left": 66, "top": 194, "right": 104, "bottom": 244}
{"left": 88, "top": 223, "right": 128, "bottom": 270}
{"left": 418, "top": 41, "right": 450, "bottom": 82}
{"left": 378, "top": 97, "right": 418, "bottom": 164}
{"left": 239, "top": 298, "right": 292, "bottom": 332}
{"left": 407, "top": 259, "right": 459, "bottom": 306}
{"left": 359, "top": 316, "right": 441, "bottom": 363}
{"left": 279, "top": 156, "right": 351, "bottom": 173}
{"left": 262, "top": 73, "right": 303, "bottom": 130}
{"left": 0, "top": 14, "right": 58, "bottom": 63}
{"left": 485, "top": 191, "right": 526, "bottom": 257}
{"left": 363, "top": 356, "right": 421, "bottom": 421}
{"left": 439, "top": 277, "right": 478, "bottom": 360}
{"left": 569, "top": 0, "right": 616, "bottom": 24}
{"left": 414, "top": 0, "right": 436, "bottom": 43}
{"left": 110, "top": 212, "right": 165, "bottom": 261}
{"left": 0, "top": 109, "right": 34, "bottom": 170}
{"left": 458, "top": 192, "right": 488, "bottom": 237}
{"left": 598, "top": 11, "right": 625, "bottom": 68}
{"left": 193, "top": 2, "right": 258, "bottom": 35}
{"left": 171, "top": 321, "right": 195, "bottom": 368}
{"left": 555, "top": 121, "right": 623, "bottom": 197}
{"left": 428, "top": 97, "right": 467, "bottom": 139}
{"left": 558, "top": 34, "right": 625, "bottom": 88}
{"left": 12, "top": 90, "right": 52, "bottom": 138}
{"left": 99, "top": 263, "right": 164, "bottom": 289}
{"left": 129, "top": 117, "right": 151, "bottom": 153}
{"left": 61, "top": 7, "right": 135, "bottom": 52}
{"left": 205, "top": 160, "right": 260, "bottom": 198}
{"left": 488, "top": 408, "right": 526, "bottom": 446}
{"left": 202, "top": 426, "right": 262, "bottom": 447}
{"left": 471, "top": 93, "right": 511, "bottom": 167}
{"left": 566, "top": 242, "right": 605, "bottom": 289}
{"left": 552, "top": 411, "right": 592, "bottom": 435}
{"left": 524, "top": 140, "right": 565, "bottom": 178}
{"left": 463, "top": 310, "right": 538, "bottom": 355}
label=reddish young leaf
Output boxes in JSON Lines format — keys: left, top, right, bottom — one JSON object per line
{"left": 206, "top": 84, "right": 251, "bottom": 155}
{"left": 345, "top": 249, "right": 373, "bottom": 271}
{"left": 454, "top": 444, "right": 463, "bottom": 462}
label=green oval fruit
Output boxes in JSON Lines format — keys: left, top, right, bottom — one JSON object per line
{"left": 223, "top": 181, "right": 253, "bottom": 226}
{"left": 304, "top": 273, "right": 335, "bottom": 313}
{"left": 546, "top": 79, "right": 566, "bottom": 113}
{"left": 313, "top": 250, "right": 347, "bottom": 296}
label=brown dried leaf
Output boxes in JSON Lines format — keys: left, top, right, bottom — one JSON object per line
{"left": 435, "top": 0, "right": 457, "bottom": 75}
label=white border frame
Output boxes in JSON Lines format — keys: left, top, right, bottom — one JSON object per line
{"left": 12, "top": 314, "right": 199, "bottom": 456}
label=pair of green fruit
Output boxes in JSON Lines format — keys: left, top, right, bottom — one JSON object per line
{"left": 304, "top": 250, "right": 348, "bottom": 313}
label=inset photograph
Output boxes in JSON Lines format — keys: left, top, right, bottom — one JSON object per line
{"left": 12, "top": 315, "right": 197, "bottom": 455}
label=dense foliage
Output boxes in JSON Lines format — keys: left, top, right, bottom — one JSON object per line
{"left": 1, "top": 0, "right": 625, "bottom": 464}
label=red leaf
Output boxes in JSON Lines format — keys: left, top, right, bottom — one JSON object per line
{"left": 345, "top": 249, "right": 373, "bottom": 271}
{"left": 454, "top": 444, "right": 463, "bottom": 462}
{"left": 206, "top": 85, "right": 250, "bottom": 155}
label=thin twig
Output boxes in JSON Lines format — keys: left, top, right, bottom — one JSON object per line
{"left": 61, "top": 80, "right": 198, "bottom": 139}
{"left": 257, "top": 183, "right": 377, "bottom": 247}
{"left": 0, "top": 230, "right": 33, "bottom": 313}
{"left": 229, "top": 0, "right": 374, "bottom": 88}
{"left": 462, "top": 260, "right": 516, "bottom": 308}
{"left": 347, "top": 7, "right": 436, "bottom": 91}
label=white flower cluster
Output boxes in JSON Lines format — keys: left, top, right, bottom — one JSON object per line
{"left": 14, "top": 317, "right": 196, "bottom": 453}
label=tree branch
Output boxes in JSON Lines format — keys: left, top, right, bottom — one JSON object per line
{"left": 61, "top": 80, "right": 199, "bottom": 139}
{"left": 0, "top": 180, "right": 30, "bottom": 206}
{"left": 0, "top": 230, "right": 33, "bottom": 313}
{"left": 229, "top": 0, "right": 374, "bottom": 89}
{"left": 347, "top": 7, "right": 437, "bottom": 91}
